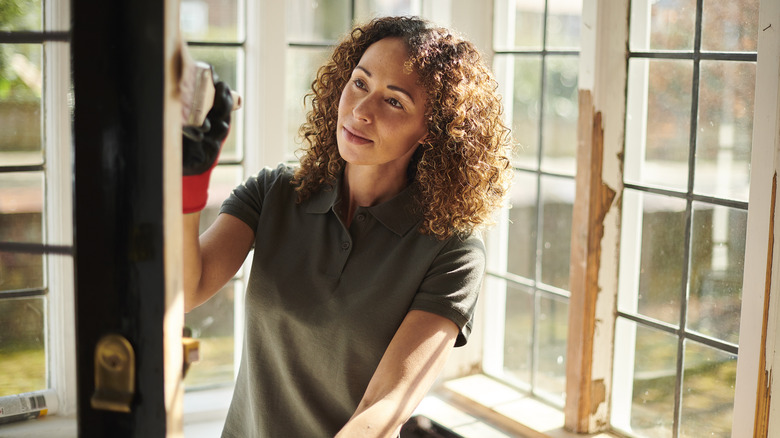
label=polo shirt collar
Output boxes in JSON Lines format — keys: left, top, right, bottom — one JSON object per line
{"left": 304, "top": 177, "right": 421, "bottom": 237}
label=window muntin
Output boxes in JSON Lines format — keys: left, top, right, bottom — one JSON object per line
{"left": 612, "top": 1, "right": 756, "bottom": 436}
{"left": 486, "top": 0, "right": 581, "bottom": 408}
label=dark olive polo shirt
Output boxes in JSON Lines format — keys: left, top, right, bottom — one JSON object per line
{"left": 219, "top": 164, "right": 485, "bottom": 438}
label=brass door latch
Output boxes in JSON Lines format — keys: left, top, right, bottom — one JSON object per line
{"left": 91, "top": 334, "right": 135, "bottom": 413}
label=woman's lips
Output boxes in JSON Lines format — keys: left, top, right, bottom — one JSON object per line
{"left": 342, "top": 126, "right": 372, "bottom": 145}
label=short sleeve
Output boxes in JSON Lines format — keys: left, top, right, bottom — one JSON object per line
{"left": 409, "top": 233, "right": 485, "bottom": 347}
{"left": 220, "top": 163, "right": 293, "bottom": 231}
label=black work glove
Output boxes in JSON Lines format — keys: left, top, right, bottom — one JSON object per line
{"left": 182, "top": 81, "right": 233, "bottom": 213}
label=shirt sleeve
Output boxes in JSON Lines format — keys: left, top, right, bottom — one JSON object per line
{"left": 409, "top": 233, "right": 486, "bottom": 347}
{"left": 219, "top": 163, "right": 292, "bottom": 231}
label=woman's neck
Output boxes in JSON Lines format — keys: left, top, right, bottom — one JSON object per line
{"left": 339, "top": 164, "right": 408, "bottom": 225}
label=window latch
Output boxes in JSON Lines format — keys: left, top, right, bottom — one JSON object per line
{"left": 91, "top": 334, "right": 135, "bottom": 413}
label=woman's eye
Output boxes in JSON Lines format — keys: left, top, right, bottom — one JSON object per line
{"left": 387, "top": 98, "right": 404, "bottom": 109}
{"left": 354, "top": 79, "right": 366, "bottom": 89}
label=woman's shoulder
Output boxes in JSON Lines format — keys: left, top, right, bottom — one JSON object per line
{"left": 243, "top": 163, "right": 297, "bottom": 191}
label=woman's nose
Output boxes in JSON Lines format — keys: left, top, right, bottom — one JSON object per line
{"left": 352, "top": 95, "right": 374, "bottom": 123}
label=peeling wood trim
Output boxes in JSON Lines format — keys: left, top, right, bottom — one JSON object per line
{"left": 755, "top": 172, "right": 777, "bottom": 437}
{"left": 565, "top": 90, "right": 616, "bottom": 433}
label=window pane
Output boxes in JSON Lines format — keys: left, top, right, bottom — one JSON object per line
{"left": 354, "top": 0, "right": 418, "bottom": 24}
{"left": 0, "top": 0, "right": 42, "bottom": 31}
{"left": 286, "top": 47, "right": 331, "bottom": 160}
{"left": 545, "top": 0, "right": 582, "bottom": 50}
{"left": 0, "top": 172, "right": 43, "bottom": 242}
{"left": 503, "top": 282, "right": 533, "bottom": 385}
{"left": 625, "top": 59, "right": 693, "bottom": 192}
{"left": 507, "top": 171, "right": 537, "bottom": 279}
{"left": 680, "top": 340, "right": 736, "bottom": 438}
{"left": 287, "top": 0, "right": 350, "bottom": 43}
{"left": 498, "top": 54, "right": 541, "bottom": 168}
{"left": 541, "top": 55, "right": 578, "bottom": 175}
{"left": 180, "top": 0, "right": 242, "bottom": 42}
{"left": 187, "top": 46, "right": 242, "bottom": 162}
{"left": 701, "top": 0, "right": 759, "bottom": 52}
{"left": 185, "top": 281, "right": 236, "bottom": 388}
{"left": 0, "top": 44, "right": 43, "bottom": 166}
{"left": 619, "top": 189, "right": 686, "bottom": 325}
{"left": 0, "top": 297, "right": 46, "bottom": 397}
{"left": 494, "top": 0, "right": 544, "bottom": 50}
{"left": 540, "top": 175, "right": 572, "bottom": 290}
{"left": 630, "top": 0, "right": 696, "bottom": 51}
{"left": 688, "top": 203, "right": 746, "bottom": 344}
{"left": 535, "top": 293, "right": 567, "bottom": 403}
{"left": 694, "top": 61, "right": 754, "bottom": 202}
{"left": 627, "top": 320, "right": 677, "bottom": 437}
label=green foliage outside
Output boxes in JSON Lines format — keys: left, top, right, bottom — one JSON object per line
{"left": 0, "top": 0, "right": 41, "bottom": 102}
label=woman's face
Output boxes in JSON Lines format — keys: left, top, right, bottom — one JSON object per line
{"left": 336, "top": 37, "right": 428, "bottom": 177}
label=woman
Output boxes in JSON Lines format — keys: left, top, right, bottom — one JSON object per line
{"left": 182, "top": 16, "right": 512, "bottom": 438}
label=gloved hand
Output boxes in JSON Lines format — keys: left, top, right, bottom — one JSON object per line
{"left": 182, "top": 81, "right": 233, "bottom": 214}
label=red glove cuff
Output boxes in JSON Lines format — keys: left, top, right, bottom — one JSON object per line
{"left": 182, "top": 170, "right": 214, "bottom": 214}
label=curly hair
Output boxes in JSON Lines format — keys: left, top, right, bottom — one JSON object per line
{"left": 292, "top": 16, "right": 513, "bottom": 239}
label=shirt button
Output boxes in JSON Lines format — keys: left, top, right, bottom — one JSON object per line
{"left": 341, "top": 241, "right": 351, "bottom": 251}
{"left": 356, "top": 214, "right": 366, "bottom": 222}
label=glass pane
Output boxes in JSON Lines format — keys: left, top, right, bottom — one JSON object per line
{"left": 287, "top": 0, "right": 350, "bottom": 43}
{"left": 688, "top": 203, "right": 746, "bottom": 344}
{"left": 624, "top": 59, "right": 693, "bottom": 191}
{"left": 694, "top": 61, "right": 754, "bottom": 202}
{"left": 0, "top": 44, "right": 43, "bottom": 166}
{"left": 501, "top": 54, "right": 541, "bottom": 168}
{"left": 507, "top": 171, "right": 537, "bottom": 279}
{"left": 535, "top": 293, "right": 567, "bottom": 404}
{"left": 541, "top": 55, "right": 578, "bottom": 175}
{"left": 0, "top": 297, "right": 46, "bottom": 396}
{"left": 187, "top": 46, "right": 242, "bottom": 161}
{"left": 354, "top": 0, "right": 419, "bottom": 24}
{"left": 630, "top": 0, "right": 696, "bottom": 51}
{"left": 701, "top": 0, "right": 759, "bottom": 52}
{"left": 0, "top": 0, "right": 42, "bottom": 31}
{"left": 0, "top": 172, "right": 44, "bottom": 242}
{"left": 206, "top": 164, "right": 244, "bottom": 214}
{"left": 180, "top": 0, "right": 242, "bottom": 42}
{"left": 501, "top": 0, "right": 544, "bottom": 49}
{"left": 286, "top": 47, "right": 331, "bottom": 160}
{"left": 545, "top": 0, "right": 582, "bottom": 50}
{"left": 680, "top": 340, "right": 736, "bottom": 437}
{"left": 503, "top": 282, "right": 533, "bottom": 385}
{"left": 619, "top": 189, "right": 686, "bottom": 325}
{"left": 184, "top": 281, "right": 236, "bottom": 388}
{"left": 630, "top": 322, "right": 677, "bottom": 437}
{"left": 540, "top": 175, "right": 572, "bottom": 290}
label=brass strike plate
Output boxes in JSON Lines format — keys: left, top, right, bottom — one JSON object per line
{"left": 91, "top": 334, "right": 135, "bottom": 413}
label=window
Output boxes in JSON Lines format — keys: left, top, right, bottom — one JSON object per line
{"left": 612, "top": 1, "right": 756, "bottom": 436}
{"left": 477, "top": 1, "right": 772, "bottom": 437}
{"left": 484, "top": 0, "right": 582, "bottom": 407}
{"left": 0, "top": 0, "right": 75, "bottom": 416}
{"left": 180, "top": 0, "right": 247, "bottom": 390}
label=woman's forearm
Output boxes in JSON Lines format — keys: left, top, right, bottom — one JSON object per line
{"left": 182, "top": 211, "right": 204, "bottom": 312}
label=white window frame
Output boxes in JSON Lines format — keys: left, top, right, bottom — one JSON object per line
{"left": 44, "top": 0, "right": 77, "bottom": 417}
